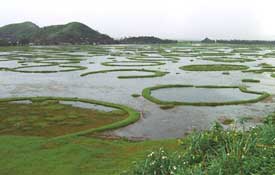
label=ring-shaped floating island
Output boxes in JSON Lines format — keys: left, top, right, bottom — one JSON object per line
{"left": 80, "top": 68, "right": 169, "bottom": 79}
{"left": 101, "top": 61, "right": 165, "bottom": 67}
{"left": 142, "top": 84, "right": 270, "bottom": 106}
{"left": 180, "top": 64, "right": 249, "bottom": 71}
{"left": 0, "top": 96, "right": 140, "bottom": 138}
{"left": 201, "top": 57, "right": 256, "bottom": 63}
{"left": 6, "top": 65, "right": 87, "bottom": 73}
{"left": 127, "top": 56, "right": 178, "bottom": 62}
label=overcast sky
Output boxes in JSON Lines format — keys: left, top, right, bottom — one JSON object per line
{"left": 1, "top": 0, "right": 275, "bottom": 40}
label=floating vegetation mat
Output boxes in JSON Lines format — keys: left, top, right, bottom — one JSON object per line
{"left": 101, "top": 61, "right": 165, "bottom": 67}
{"left": 0, "top": 97, "right": 139, "bottom": 138}
{"left": 142, "top": 84, "right": 270, "bottom": 106}
{"left": 180, "top": 64, "right": 249, "bottom": 71}
{"left": 81, "top": 68, "right": 168, "bottom": 79}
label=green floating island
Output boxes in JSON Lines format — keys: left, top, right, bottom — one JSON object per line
{"left": 142, "top": 84, "right": 270, "bottom": 106}
{"left": 242, "top": 79, "right": 260, "bottom": 83}
{"left": 127, "top": 56, "right": 178, "bottom": 62}
{"left": 80, "top": 68, "right": 168, "bottom": 79}
{"left": 180, "top": 64, "right": 249, "bottom": 71}
{"left": 0, "top": 96, "right": 140, "bottom": 138}
{"left": 202, "top": 57, "right": 255, "bottom": 63}
{"left": 131, "top": 94, "right": 141, "bottom": 98}
{"left": 7, "top": 65, "right": 87, "bottom": 73}
{"left": 101, "top": 61, "right": 165, "bottom": 67}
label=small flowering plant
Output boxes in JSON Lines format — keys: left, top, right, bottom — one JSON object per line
{"left": 132, "top": 147, "right": 181, "bottom": 175}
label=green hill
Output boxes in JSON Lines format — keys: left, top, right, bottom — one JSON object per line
{"left": 32, "top": 22, "right": 115, "bottom": 45}
{"left": 0, "top": 22, "right": 115, "bottom": 45}
{"left": 0, "top": 21, "right": 40, "bottom": 44}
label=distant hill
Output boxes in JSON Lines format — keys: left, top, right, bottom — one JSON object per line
{"left": 119, "top": 36, "right": 177, "bottom": 44}
{"left": 32, "top": 22, "right": 115, "bottom": 45}
{"left": 0, "top": 22, "right": 115, "bottom": 45}
{"left": 0, "top": 22, "right": 179, "bottom": 46}
{"left": 0, "top": 22, "right": 39, "bottom": 44}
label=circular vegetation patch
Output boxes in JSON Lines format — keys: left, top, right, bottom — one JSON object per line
{"left": 81, "top": 68, "right": 168, "bottom": 79}
{"left": 142, "top": 84, "right": 269, "bottom": 106}
{"left": 180, "top": 64, "right": 249, "bottom": 71}
{"left": 9, "top": 65, "right": 87, "bottom": 73}
{"left": 0, "top": 97, "right": 139, "bottom": 137}
{"left": 101, "top": 61, "right": 165, "bottom": 67}
{"left": 201, "top": 57, "right": 255, "bottom": 63}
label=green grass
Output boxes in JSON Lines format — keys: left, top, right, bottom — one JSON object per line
{"left": 180, "top": 64, "right": 249, "bottom": 71}
{"left": 80, "top": 68, "right": 168, "bottom": 79}
{"left": 242, "top": 79, "right": 260, "bottom": 83}
{"left": 142, "top": 84, "right": 270, "bottom": 106}
{"left": 0, "top": 136, "right": 181, "bottom": 175}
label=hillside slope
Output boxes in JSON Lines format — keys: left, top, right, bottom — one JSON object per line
{"left": 32, "top": 22, "right": 115, "bottom": 45}
{"left": 0, "top": 22, "right": 115, "bottom": 45}
{"left": 0, "top": 22, "right": 40, "bottom": 44}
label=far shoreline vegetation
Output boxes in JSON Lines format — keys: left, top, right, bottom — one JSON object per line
{"left": 201, "top": 37, "right": 275, "bottom": 45}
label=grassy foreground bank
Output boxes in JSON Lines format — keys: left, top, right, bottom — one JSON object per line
{"left": 0, "top": 136, "right": 181, "bottom": 175}
{"left": 0, "top": 114, "right": 274, "bottom": 175}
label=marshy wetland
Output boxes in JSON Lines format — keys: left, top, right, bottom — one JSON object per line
{"left": 1, "top": 43, "right": 274, "bottom": 139}
{"left": 0, "top": 43, "right": 275, "bottom": 174}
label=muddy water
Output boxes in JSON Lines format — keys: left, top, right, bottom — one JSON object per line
{"left": 0, "top": 44, "right": 274, "bottom": 139}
